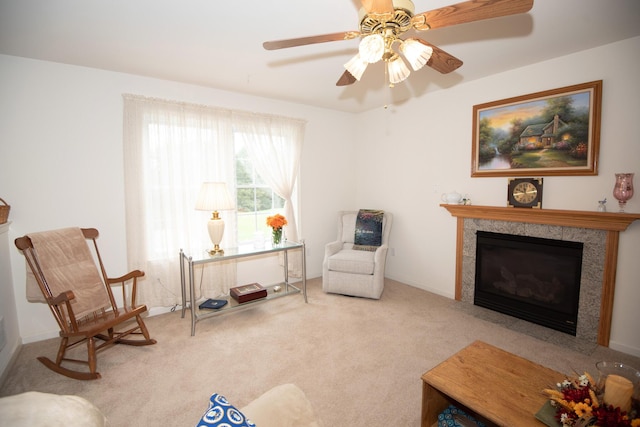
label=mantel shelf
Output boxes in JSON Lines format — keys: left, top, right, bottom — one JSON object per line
{"left": 440, "top": 204, "right": 640, "bottom": 232}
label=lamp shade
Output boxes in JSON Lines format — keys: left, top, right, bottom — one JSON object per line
{"left": 387, "top": 55, "right": 410, "bottom": 84}
{"left": 195, "top": 182, "right": 235, "bottom": 211}
{"left": 358, "top": 34, "right": 384, "bottom": 63}
{"left": 344, "top": 54, "right": 369, "bottom": 81}
{"left": 400, "top": 39, "right": 433, "bottom": 71}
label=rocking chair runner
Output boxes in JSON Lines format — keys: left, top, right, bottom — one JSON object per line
{"left": 15, "top": 227, "right": 156, "bottom": 380}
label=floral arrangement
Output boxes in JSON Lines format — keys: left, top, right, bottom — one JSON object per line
{"left": 266, "top": 213, "right": 287, "bottom": 230}
{"left": 543, "top": 372, "right": 639, "bottom": 427}
{"left": 266, "top": 214, "right": 287, "bottom": 245}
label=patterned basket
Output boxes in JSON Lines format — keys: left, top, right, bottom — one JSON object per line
{"left": 0, "top": 197, "right": 10, "bottom": 224}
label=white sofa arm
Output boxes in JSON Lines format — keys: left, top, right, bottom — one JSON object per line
{"left": 241, "top": 384, "right": 322, "bottom": 427}
{"left": 0, "top": 392, "right": 107, "bottom": 426}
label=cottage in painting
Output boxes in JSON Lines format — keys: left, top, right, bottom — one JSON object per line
{"left": 518, "top": 114, "right": 568, "bottom": 149}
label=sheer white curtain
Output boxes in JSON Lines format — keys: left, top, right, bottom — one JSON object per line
{"left": 233, "top": 112, "right": 305, "bottom": 276}
{"left": 123, "top": 95, "right": 237, "bottom": 308}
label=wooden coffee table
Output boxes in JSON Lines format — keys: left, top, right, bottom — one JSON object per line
{"left": 421, "top": 340, "right": 563, "bottom": 427}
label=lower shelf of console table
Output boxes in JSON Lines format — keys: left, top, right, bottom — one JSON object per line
{"left": 179, "top": 241, "right": 307, "bottom": 336}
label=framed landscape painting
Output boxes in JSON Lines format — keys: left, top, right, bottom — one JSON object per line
{"left": 471, "top": 81, "right": 602, "bottom": 177}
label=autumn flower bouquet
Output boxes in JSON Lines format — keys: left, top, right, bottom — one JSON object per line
{"left": 266, "top": 213, "right": 287, "bottom": 245}
{"left": 543, "top": 371, "right": 639, "bottom": 427}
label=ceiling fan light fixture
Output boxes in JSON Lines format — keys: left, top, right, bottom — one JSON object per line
{"left": 387, "top": 55, "right": 410, "bottom": 84}
{"left": 400, "top": 39, "right": 433, "bottom": 71}
{"left": 344, "top": 54, "right": 369, "bottom": 81}
{"left": 265, "top": 0, "right": 535, "bottom": 90}
{"left": 358, "top": 34, "right": 385, "bottom": 63}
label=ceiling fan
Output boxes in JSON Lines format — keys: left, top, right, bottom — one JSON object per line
{"left": 263, "top": 0, "right": 533, "bottom": 87}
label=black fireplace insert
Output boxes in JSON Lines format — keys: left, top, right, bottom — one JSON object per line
{"left": 474, "top": 231, "right": 583, "bottom": 335}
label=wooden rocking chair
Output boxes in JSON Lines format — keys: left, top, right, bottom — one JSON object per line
{"left": 15, "top": 227, "right": 157, "bottom": 380}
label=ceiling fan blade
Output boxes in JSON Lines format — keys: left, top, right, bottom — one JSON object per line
{"left": 413, "top": 0, "right": 533, "bottom": 31}
{"left": 360, "top": 0, "right": 395, "bottom": 15}
{"left": 336, "top": 70, "right": 357, "bottom": 86}
{"left": 413, "top": 39, "right": 463, "bottom": 74}
{"left": 263, "top": 31, "right": 360, "bottom": 50}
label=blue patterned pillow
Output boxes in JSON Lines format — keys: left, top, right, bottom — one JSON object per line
{"left": 196, "top": 393, "right": 255, "bottom": 427}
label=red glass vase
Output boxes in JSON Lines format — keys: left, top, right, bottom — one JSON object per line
{"left": 612, "top": 173, "right": 634, "bottom": 212}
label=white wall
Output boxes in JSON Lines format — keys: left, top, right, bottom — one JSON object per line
{"left": 0, "top": 222, "right": 20, "bottom": 384}
{"left": 0, "top": 35, "right": 638, "bottom": 382}
{"left": 356, "top": 36, "right": 640, "bottom": 356}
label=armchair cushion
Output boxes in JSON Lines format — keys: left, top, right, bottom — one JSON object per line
{"left": 326, "top": 249, "right": 376, "bottom": 275}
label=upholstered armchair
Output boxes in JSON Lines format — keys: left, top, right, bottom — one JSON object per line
{"left": 322, "top": 210, "right": 392, "bottom": 299}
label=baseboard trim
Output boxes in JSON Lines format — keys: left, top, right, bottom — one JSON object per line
{"left": 609, "top": 340, "right": 640, "bottom": 358}
{"left": 0, "top": 339, "right": 22, "bottom": 389}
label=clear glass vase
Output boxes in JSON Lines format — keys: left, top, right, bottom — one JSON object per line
{"left": 271, "top": 228, "right": 282, "bottom": 246}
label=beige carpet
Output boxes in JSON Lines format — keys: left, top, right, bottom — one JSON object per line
{"left": 2, "top": 278, "right": 639, "bottom": 426}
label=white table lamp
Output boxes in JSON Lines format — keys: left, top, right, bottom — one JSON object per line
{"left": 195, "top": 182, "right": 235, "bottom": 255}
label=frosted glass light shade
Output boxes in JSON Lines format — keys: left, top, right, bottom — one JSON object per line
{"left": 387, "top": 56, "right": 410, "bottom": 84}
{"left": 400, "top": 39, "right": 433, "bottom": 71}
{"left": 344, "top": 54, "right": 369, "bottom": 81}
{"left": 358, "top": 34, "right": 384, "bottom": 63}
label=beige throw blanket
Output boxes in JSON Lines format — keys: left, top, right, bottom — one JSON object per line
{"left": 26, "top": 227, "right": 111, "bottom": 320}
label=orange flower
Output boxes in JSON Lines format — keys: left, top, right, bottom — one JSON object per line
{"left": 266, "top": 214, "right": 287, "bottom": 230}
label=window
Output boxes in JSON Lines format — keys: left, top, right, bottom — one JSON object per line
{"left": 123, "top": 94, "right": 305, "bottom": 307}
{"left": 235, "top": 138, "right": 285, "bottom": 244}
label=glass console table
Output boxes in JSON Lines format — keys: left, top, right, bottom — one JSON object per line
{"left": 179, "top": 241, "right": 307, "bottom": 335}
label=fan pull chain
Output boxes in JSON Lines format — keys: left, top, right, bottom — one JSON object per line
{"left": 384, "top": 63, "right": 392, "bottom": 110}
{"left": 385, "top": 85, "right": 392, "bottom": 110}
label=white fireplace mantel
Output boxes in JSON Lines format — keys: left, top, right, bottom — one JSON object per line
{"left": 441, "top": 204, "right": 640, "bottom": 347}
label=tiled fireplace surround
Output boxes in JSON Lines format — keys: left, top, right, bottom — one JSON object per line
{"left": 442, "top": 205, "right": 640, "bottom": 351}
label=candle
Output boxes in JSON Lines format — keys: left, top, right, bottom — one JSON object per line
{"left": 603, "top": 374, "right": 633, "bottom": 412}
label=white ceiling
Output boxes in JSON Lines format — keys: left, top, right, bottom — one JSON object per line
{"left": 1, "top": 0, "right": 639, "bottom": 113}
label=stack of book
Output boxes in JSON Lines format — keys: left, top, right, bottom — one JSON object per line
{"left": 230, "top": 283, "right": 267, "bottom": 303}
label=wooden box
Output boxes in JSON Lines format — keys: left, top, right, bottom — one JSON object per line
{"left": 230, "top": 283, "right": 267, "bottom": 303}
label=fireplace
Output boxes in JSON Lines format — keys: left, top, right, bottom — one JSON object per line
{"left": 441, "top": 204, "right": 640, "bottom": 347}
{"left": 474, "top": 231, "right": 583, "bottom": 335}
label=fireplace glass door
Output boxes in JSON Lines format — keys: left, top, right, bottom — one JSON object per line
{"left": 474, "top": 231, "right": 583, "bottom": 335}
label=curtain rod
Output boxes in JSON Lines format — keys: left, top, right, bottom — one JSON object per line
{"left": 122, "top": 93, "right": 307, "bottom": 126}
